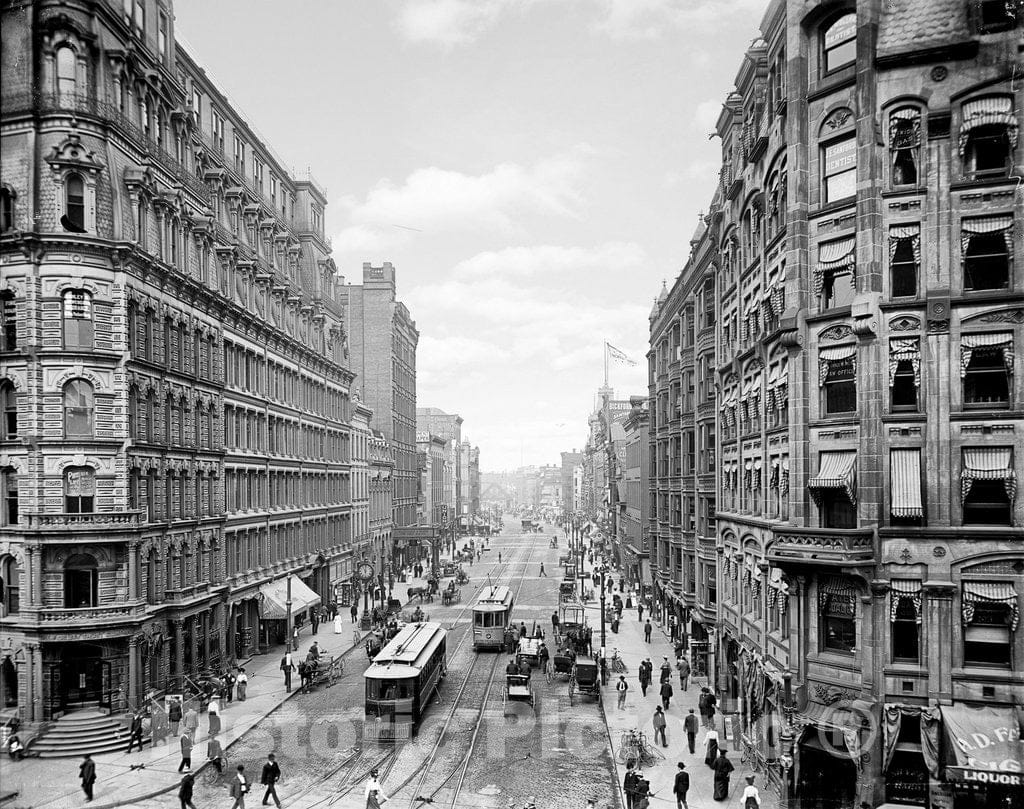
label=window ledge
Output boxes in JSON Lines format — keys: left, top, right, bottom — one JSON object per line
{"left": 949, "top": 409, "right": 1021, "bottom": 421}
{"left": 951, "top": 666, "right": 1020, "bottom": 682}
{"left": 950, "top": 176, "right": 1019, "bottom": 192}
{"left": 882, "top": 412, "right": 927, "bottom": 423}
{"left": 881, "top": 187, "right": 927, "bottom": 198}
{"left": 810, "top": 198, "right": 857, "bottom": 219}
{"left": 806, "top": 305, "right": 853, "bottom": 324}
{"left": 807, "top": 71, "right": 856, "bottom": 103}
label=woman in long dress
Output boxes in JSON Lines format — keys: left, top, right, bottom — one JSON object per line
{"left": 365, "top": 769, "right": 388, "bottom": 808}
{"left": 712, "top": 749, "right": 735, "bottom": 801}
{"left": 704, "top": 727, "right": 720, "bottom": 767}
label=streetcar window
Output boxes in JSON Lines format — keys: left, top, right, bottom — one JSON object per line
{"left": 475, "top": 612, "right": 484, "bottom": 626}
{"left": 367, "top": 679, "right": 413, "bottom": 700}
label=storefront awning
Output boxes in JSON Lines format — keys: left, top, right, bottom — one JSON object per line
{"left": 259, "top": 575, "right": 321, "bottom": 620}
{"left": 890, "top": 448, "right": 923, "bottom": 518}
{"left": 941, "top": 704, "right": 1024, "bottom": 785}
{"left": 808, "top": 450, "right": 857, "bottom": 505}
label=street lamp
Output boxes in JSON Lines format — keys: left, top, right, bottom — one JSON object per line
{"left": 597, "top": 563, "right": 610, "bottom": 650}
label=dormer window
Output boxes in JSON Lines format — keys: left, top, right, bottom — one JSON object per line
{"left": 889, "top": 108, "right": 921, "bottom": 187}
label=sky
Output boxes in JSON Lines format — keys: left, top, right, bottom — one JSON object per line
{"left": 173, "top": 0, "right": 768, "bottom": 470}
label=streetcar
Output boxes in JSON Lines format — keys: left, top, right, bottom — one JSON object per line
{"left": 472, "top": 585, "right": 515, "bottom": 650}
{"left": 364, "top": 621, "right": 447, "bottom": 741}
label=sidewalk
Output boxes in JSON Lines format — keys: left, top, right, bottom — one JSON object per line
{"left": 0, "top": 577, "right": 428, "bottom": 809}
{"left": 580, "top": 558, "right": 776, "bottom": 809}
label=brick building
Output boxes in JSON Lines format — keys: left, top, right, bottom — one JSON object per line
{"left": 618, "top": 397, "right": 650, "bottom": 589}
{"left": 560, "top": 450, "right": 583, "bottom": 515}
{"left": 647, "top": 2, "right": 1024, "bottom": 808}
{"left": 342, "top": 262, "right": 418, "bottom": 565}
{"left": 0, "top": 0, "right": 356, "bottom": 723}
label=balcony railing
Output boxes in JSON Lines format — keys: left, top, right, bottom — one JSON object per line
{"left": 768, "top": 526, "right": 875, "bottom": 566}
{"left": 3, "top": 91, "right": 210, "bottom": 203}
{"left": 26, "top": 511, "right": 144, "bottom": 528}
{"left": 33, "top": 602, "right": 146, "bottom": 624}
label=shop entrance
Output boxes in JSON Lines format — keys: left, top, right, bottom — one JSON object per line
{"left": 796, "top": 739, "right": 857, "bottom": 809}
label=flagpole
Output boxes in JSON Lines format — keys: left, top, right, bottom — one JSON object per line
{"left": 603, "top": 340, "right": 609, "bottom": 388}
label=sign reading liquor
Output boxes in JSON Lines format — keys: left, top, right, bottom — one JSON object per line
{"left": 940, "top": 703, "right": 1024, "bottom": 788}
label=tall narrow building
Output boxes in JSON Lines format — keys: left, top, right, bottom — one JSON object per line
{"left": 342, "top": 263, "right": 418, "bottom": 566}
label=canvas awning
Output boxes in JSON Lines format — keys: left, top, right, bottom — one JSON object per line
{"left": 259, "top": 575, "right": 321, "bottom": 620}
{"left": 958, "top": 96, "right": 1018, "bottom": 156}
{"left": 890, "top": 448, "right": 923, "bottom": 518}
{"left": 890, "top": 579, "right": 922, "bottom": 623}
{"left": 819, "top": 344, "right": 857, "bottom": 386}
{"left": 940, "top": 704, "right": 1024, "bottom": 785}
{"left": 808, "top": 450, "right": 857, "bottom": 505}
{"left": 962, "top": 581, "right": 1020, "bottom": 631}
{"left": 960, "top": 447, "right": 1016, "bottom": 504}
{"left": 814, "top": 236, "right": 856, "bottom": 294}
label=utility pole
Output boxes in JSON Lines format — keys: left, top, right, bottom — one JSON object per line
{"left": 285, "top": 574, "right": 293, "bottom": 651}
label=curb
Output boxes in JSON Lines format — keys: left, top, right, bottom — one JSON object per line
{"left": 85, "top": 591, "right": 429, "bottom": 809}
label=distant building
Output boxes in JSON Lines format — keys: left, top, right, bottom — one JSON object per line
{"left": 560, "top": 451, "right": 583, "bottom": 514}
{"left": 416, "top": 408, "right": 462, "bottom": 523}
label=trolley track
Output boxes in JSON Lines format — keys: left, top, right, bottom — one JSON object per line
{"left": 388, "top": 535, "right": 541, "bottom": 809}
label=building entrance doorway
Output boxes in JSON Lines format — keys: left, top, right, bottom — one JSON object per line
{"left": 58, "top": 643, "right": 109, "bottom": 711}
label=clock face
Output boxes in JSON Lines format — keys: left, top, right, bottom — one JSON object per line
{"left": 357, "top": 562, "right": 375, "bottom": 581}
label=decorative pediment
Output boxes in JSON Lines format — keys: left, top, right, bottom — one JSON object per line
{"left": 818, "top": 324, "right": 853, "bottom": 342}
{"left": 47, "top": 134, "right": 104, "bottom": 176}
{"left": 821, "top": 106, "right": 854, "bottom": 133}
{"left": 888, "top": 315, "right": 920, "bottom": 332}
{"left": 963, "top": 307, "right": 1024, "bottom": 325}
{"left": 123, "top": 164, "right": 158, "bottom": 198}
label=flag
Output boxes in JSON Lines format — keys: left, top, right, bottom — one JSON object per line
{"left": 606, "top": 342, "right": 637, "bottom": 366}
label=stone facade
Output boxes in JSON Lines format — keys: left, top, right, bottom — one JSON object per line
{"left": 0, "top": 0, "right": 354, "bottom": 722}
{"left": 648, "top": 2, "right": 1024, "bottom": 808}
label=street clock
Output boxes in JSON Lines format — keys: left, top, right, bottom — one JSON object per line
{"left": 357, "top": 562, "right": 375, "bottom": 582}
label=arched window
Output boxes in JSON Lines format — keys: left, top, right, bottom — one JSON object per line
{"left": 0, "top": 188, "right": 14, "bottom": 232}
{"left": 822, "top": 13, "right": 856, "bottom": 74}
{"left": 1, "top": 382, "right": 15, "bottom": 439}
{"left": 960, "top": 96, "right": 1016, "bottom": 180}
{"left": 889, "top": 107, "right": 921, "bottom": 187}
{"left": 1, "top": 469, "right": 17, "bottom": 526}
{"left": 128, "top": 385, "right": 138, "bottom": 440}
{"left": 64, "top": 552, "right": 98, "bottom": 608}
{"left": 56, "top": 46, "right": 77, "bottom": 102}
{"left": 62, "top": 289, "right": 93, "bottom": 348}
{"left": 64, "top": 466, "right": 95, "bottom": 513}
{"left": 63, "top": 379, "right": 94, "bottom": 436}
{"left": 64, "top": 172, "right": 86, "bottom": 232}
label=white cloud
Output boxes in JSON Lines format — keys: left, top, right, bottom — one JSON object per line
{"left": 332, "top": 147, "right": 591, "bottom": 244}
{"left": 693, "top": 99, "right": 723, "bottom": 133}
{"left": 332, "top": 223, "right": 410, "bottom": 255}
{"left": 592, "top": 0, "right": 768, "bottom": 40}
{"left": 452, "top": 241, "right": 645, "bottom": 279}
{"left": 394, "top": 0, "right": 518, "bottom": 47}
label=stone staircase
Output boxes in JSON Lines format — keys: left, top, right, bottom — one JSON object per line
{"left": 30, "top": 709, "right": 147, "bottom": 758}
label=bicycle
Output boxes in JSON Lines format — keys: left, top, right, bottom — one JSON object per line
{"left": 202, "top": 751, "right": 229, "bottom": 785}
{"left": 740, "top": 737, "right": 767, "bottom": 774}
{"left": 617, "top": 730, "right": 665, "bottom": 766}
{"left": 610, "top": 649, "right": 628, "bottom": 674}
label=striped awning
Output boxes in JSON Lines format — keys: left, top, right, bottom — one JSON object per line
{"left": 889, "top": 223, "right": 921, "bottom": 265}
{"left": 960, "top": 332, "right": 1014, "bottom": 377}
{"left": 814, "top": 236, "right": 856, "bottom": 295}
{"left": 958, "top": 96, "right": 1018, "bottom": 156}
{"left": 890, "top": 448, "right": 923, "bottom": 519}
{"left": 889, "top": 338, "right": 921, "bottom": 388}
{"left": 819, "top": 344, "right": 857, "bottom": 386}
{"left": 890, "top": 107, "right": 921, "bottom": 148}
{"left": 818, "top": 575, "right": 857, "bottom": 611}
{"left": 890, "top": 579, "right": 923, "bottom": 624}
{"left": 808, "top": 450, "right": 857, "bottom": 505}
{"left": 962, "top": 581, "right": 1019, "bottom": 631}
{"left": 961, "top": 447, "right": 1016, "bottom": 503}
{"left": 960, "top": 214, "right": 1015, "bottom": 255}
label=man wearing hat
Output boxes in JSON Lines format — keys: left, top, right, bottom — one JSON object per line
{"left": 741, "top": 775, "right": 761, "bottom": 808}
{"left": 672, "top": 762, "right": 690, "bottom": 809}
{"left": 660, "top": 656, "right": 672, "bottom": 684}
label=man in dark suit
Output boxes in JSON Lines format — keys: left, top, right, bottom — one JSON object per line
{"left": 260, "top": 752, "right": 282, "bottom": 808}
{"left": 230, "top": 764, "right": 250, "bottom": 809}
{"left": 673, "top": 762, "right": 690, "bottom": 809}
{"left": 126, "top": 710, "right": 145, "bottom": 753}
{"left": 79, "top": 754, "right": 96, "bottom": 802}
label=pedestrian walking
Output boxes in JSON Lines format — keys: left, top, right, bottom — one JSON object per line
{"left": 79, "top": 753, "right": 96, "bottom": 802}
{"left": 350, "top": 603, "right": 358, "bottom": 623}
{"left": 741, "top": 775, "right": 761, "bottom": 808}
{"left": 637, "top": 602, "right": 644, "bottom": 621}
{"left": 677, "top": 656, "right": 691, "bottom": 691}
{"left": 230, "top": 764, "right": 251, "bottom": 809}
{"left": 684, "top": 709, "right": 699, "bottom": 754}
{"left": 498, "top": 551, "right": 502, "bottom": 563}
{"left": 168, "top": 697, "right": 182, "bottom": 735}
{"left": 280, "top": 651, "right": 295, "bottom": 692}
{"left": 178, "top": 733, "right": 193, "bottom": 772}
{"left": 643, "top": 619, "right": 652, "bottom": 643}
{"left": 703, "top": 727, "right": 720, "bottom": 768}
{"left": 311, "top": 608, "right": 320, "bottom": 635}
{"left": 652, "top": 706, "right": 668, "bottom": 747}
{"left": 551, "top": 611, "right": 560, "bottom": 634}
{"left": 712, "top": 749, "right": 734, "bottom": 801}
{"left": 179, "top": 772, "right": 197, "bottom": 809}
{"left": 292, "top": 626, "right": 299, "bottom": 651}
{"left": 236, "top": 667, "right": 248, "bottom": 701}
{"left": 669, "top": 613, "right": 678, "bottom": 642}
{"left": 698, "top": 688, "right": 709, "bottom": 728}
{"left": 638, "top": 658, "right": 652, "bottom": 696}
{"left": 673, "top": 762, "right": 690, "bottom": 809}
{"left": 623, "top": 765, "right": 639, "bottom": 809}
{"left": 660, "top": 678, "right": 674, "bottom": 711}
{"left": 616, "top": 675, "right": 629, "bottom": 710}
{"left": 539, "top": 563, "right": 547, "bottom": 577}
{"left": 223, "top": 669, "right": 236, "bottom": 704}
{"left": 619, "top": 577, "right": 625, "bottom": 593}
{"left": 183, "top": 705, "right": 199, "bottom": 740}
{"left": 207, "top": 737, "right": 224, "bottom": 773}
{"left": 365, "top": 768, "right": 388, "bottom": 808}
{"left": 151, "top": 705, "right": 169, "bottom": 746}
{"left": 260, "top": 752, "right": 282, "bottom": 808}
{"left": 660, "top": 656, "right": 672, "bottom": 684}
{"left": 126, "top": 710, "right": 145, "bottom": 753}
{"left": 706, "top": 689, "right": 718, "bottom": 728}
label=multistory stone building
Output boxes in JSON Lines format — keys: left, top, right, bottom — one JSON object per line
{"left": 0, "top": 0, "right": 354, "bottom": 722}
{"left": 344, "top": 398, "right": 373, "bottom": 606}
{"left": 343, "top": 262, "right": 418, "bottom": 541}
{"left": 415, "top": 407, "right": 461, "bottom": 523}
{"left": 368, "top": 430, "right": 394, "bottom": 581}
{"left": 560, "top": 450, "right": 583, "bottom": 515}
{"left": 648, "top": 2, "right": 1024, "bottom": 808}
{"left": 415, "top": 432, "right": 446, "bottom": 528}
{"left": 618, "top": 397, "right": 650, "bottom": 588}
